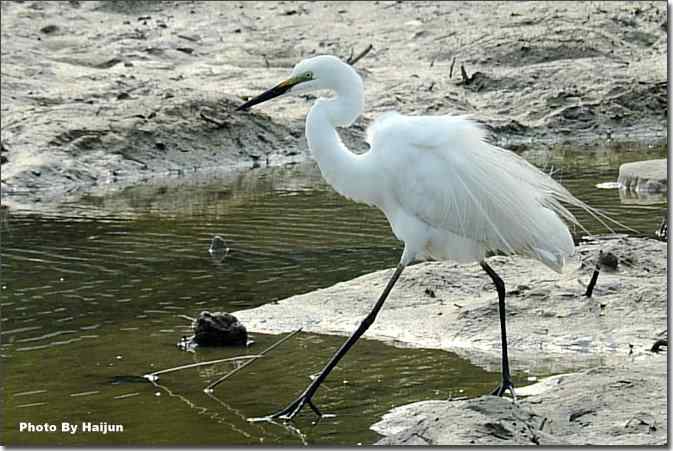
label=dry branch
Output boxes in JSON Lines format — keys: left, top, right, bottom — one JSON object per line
{"left": 144, "top": 355, "right": 263, "bottom": 381}
{"left": 347, "top": 44, "right": 373, "bottom": 66}
{"left": 205, "top": 328, "right": 302, "bottom": 391}
{"left": 200, "top": 111, "right": 227, "bottom": 128}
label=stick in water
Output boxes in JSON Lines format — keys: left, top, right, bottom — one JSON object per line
{"left": 205, "top": 328, "right": 302, "bottom": 392}
{"left": 144, "top": 355, "right": 263, "bottom": 381}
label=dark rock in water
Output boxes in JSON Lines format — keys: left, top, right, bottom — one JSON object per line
{"left": 193, "top": 311, "right": 247, "bottom": 346}
{"left": 618, "top": 159, "right": 667, "bottom": 193}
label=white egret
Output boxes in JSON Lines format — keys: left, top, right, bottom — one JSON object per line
{"left": 237, "top": 55, "right": 595, "bottom": 421}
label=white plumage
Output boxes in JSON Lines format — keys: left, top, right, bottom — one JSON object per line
{"left": 368, "top": 112, "right": 578, "bottom": 271}
{"left": 236, "top": 54, "right": 601, "bottom": 420}
{"left": 291, "top": 55, "right": 583, "bottom": 272}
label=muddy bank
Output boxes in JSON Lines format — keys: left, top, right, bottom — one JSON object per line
{"left": 372, "top": 362, "right": 667, "bottom": 445}
{"left": 234, "top": 236, "right": 666, "bottom": 445}
{"left": 1, "top": 1, "right": 667, "bottom": 206}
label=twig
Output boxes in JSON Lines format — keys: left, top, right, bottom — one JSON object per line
{"left": 144, "top": 355, "right": 263, "bottom": 380}
{"left": 178, "top": 314, "right": 195, "bottom": 322}
{"left": 584, "top": 251, "right": 601, "bottom": 297}
{"left": 117, "top": 151, "right": 148, "bottom": 169}
{"left": 650, "top": 338, "right": 668, "bottom": 353}
{"left": 584, "top": 267, "right": 600, "bottom": 297}
{"left": 460, "top": 64, "right": 471, "bottom": 85}
{"left": 347, "top": 44, "right": 373, "bottom": 66}
{"left": 205, "top": 328, "right": 302, "bottom": 391}
{"left": 449, "top": 56, "right": 456, "bottom": 78}
{"left": 200, "top": 111, "right": 227, "bottom": 128}
{"left": 434, "top": 33, "right": 456, "bottom": 41}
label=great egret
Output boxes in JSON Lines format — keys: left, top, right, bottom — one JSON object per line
{"left": 237, "top": 55, "right": 593, "bottom": 421}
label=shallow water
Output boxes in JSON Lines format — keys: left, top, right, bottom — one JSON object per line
{"left": 1, "top": 143, "right": 666, "bottom": 445}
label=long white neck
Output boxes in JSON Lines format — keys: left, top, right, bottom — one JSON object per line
{"left": 306, "top": 68, "right": 378, "bottom": 206}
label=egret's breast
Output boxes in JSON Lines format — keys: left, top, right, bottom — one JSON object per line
{"left": 379, "top": 201, "right": 430, "bottom": 251}
{"left": 380, "top": 197, "right": 486, "bottom": 264}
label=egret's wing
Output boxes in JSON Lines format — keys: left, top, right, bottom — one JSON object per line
{"left": 370, "top": 114, "right": 584, "bottom": 269}
{"left": 366, "top": 112, "right": 404, "bottom": 147}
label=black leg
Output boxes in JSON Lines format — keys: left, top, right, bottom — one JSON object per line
{"left": 265, "top": 264, "right": 406, "bottom": 421}
{"left": 480, "top": 261, "right": 516, "bottom": 400}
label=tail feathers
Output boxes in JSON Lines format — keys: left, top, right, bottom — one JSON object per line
{"left": 547, "top": 190, "right": 641, "bottom": 236}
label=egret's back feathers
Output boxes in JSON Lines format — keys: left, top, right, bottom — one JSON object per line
{"left": 368, "top": 113, "right": 583, "bottom": 272}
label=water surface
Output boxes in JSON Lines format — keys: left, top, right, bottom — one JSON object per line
{"left": 2, "top": 143, "right": 666, "bottom": 445}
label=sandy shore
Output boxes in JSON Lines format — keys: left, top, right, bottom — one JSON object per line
{"left": 235, "top": 236, "right": 667, "bottom": 445}
{"left": 372, "top": 362, "right": 666, "bottom": 445}
{"left": 1, "top": 1, "right": 667, "bottom": 207}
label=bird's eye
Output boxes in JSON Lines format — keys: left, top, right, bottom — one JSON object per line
{"left": 304, "top": 71, "right": 313, "bottom": 80}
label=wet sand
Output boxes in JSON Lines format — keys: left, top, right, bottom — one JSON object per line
{"left": 1, "top": 1, "right": 667, "bottom": 206}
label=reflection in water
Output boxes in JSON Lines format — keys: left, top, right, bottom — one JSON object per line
{"left": 618, "top": 189, "right": 667, "bottom": 205}
{"left": 1, "top": 144, "right": 667, "bottom": 445}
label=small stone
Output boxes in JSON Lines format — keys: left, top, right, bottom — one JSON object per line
{"left": 618, "top": 159, "right": 667, "bottom": 193}
{"left": 40, "top": 24, "right": 59, "bottom": 34}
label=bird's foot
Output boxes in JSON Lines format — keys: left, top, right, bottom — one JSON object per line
{"left": 253, "top": 394, "right": 323, "bottom": 422}
{"left": 491, "top": 378, "right": 517, "bottom": 402}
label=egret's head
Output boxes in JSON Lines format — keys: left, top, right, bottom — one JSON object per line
{"left": 237, "top": 55, "right": 351, "bottom": 111}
